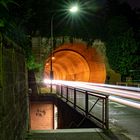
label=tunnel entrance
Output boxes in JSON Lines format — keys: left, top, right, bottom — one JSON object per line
{"left": 45, "top": 50, "right": 90, "bottom": 81}
{"left": 44, "top": 43, "right": 106, "bottom": 83}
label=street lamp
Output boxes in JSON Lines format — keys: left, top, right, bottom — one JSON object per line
{"left": 69, "top": 5, "right": 79, "bottom": 13}
{"left": 50, "top": 13, "right": 56, "bottom": 93}
{"left": 49, "top": 4, "right": 79, "bottom": 92}
{"left": 50, "top": 13, "right": 56, "bottom": 81}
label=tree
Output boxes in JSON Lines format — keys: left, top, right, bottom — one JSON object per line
{"left": 106, "top": 17, "right": 140, "bottom": 79}
{"left": 104, "top": 0, "right": 140, "bottom": 81}
{"left": 1, "top": 1, "right": 33, "bottom": 56}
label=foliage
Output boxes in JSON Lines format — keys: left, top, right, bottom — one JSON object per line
{"left": 26, "top": 54, "right": 42, "bottom": 71}
{"left": 0, "top": 0, "right": 17, "bottom": 9}
{"left": 105, "top": 0, "right": 140, "bottom": 78}
{"left": 0, "top": 0, "right": 35, "bottom": 69}
{"left": 106, "top": 28, "right": 139, "bottom": 76}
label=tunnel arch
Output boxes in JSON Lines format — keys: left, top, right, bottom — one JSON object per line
{"left": 44, "top": 42, "right": 106, "bottom": 83}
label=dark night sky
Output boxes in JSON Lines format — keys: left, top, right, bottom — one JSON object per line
{"left": 8, "top": 0, "right": 139, "bottom": 37}
{"left": 101, "top": 0, "right": 140, "bottom": 8}
{"left": 127, "top": 0, "right": 140, "bottom": 8}
{"left": 119, "top": 0, "right": 140, "bottom": 8}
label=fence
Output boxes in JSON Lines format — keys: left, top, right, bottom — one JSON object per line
{"left": 55, "top": 84, "right": 109, "bottom": 129}
{"left": 0, "top": 35, "right": 28, "bottom": 140}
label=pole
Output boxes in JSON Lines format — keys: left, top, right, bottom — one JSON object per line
{"left": 50, "top": 13, "right": 56, "bottom": 93}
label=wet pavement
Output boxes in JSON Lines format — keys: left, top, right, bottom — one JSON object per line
{"left": 109, "top": 101, "right": 140, "bottom": 140}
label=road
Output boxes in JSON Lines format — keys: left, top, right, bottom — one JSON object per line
{"left": 109, "top": 101, "right": 140, "bottom": 140}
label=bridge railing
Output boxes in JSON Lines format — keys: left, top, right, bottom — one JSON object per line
{"left": 55, "top": 84, "right": 109, "bottom": 129}
{"left": 116, "top": 82, "right": 140, "bottom": 87}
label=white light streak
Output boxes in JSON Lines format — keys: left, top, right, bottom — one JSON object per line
{"left": 43, "top": 80, "right": 140, "bottom": 109}
{"left": 109, "top": 96, "right": 140, "bottom": 109}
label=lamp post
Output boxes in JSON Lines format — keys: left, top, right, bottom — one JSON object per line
{"left": 50, "top": 13, "right": 56, "bottom": 93}
{"left": 50, "top": 14, "right": 55, "bottom": 80}
{"left": 49, "top": 5, "right": 79, "bottom": 93}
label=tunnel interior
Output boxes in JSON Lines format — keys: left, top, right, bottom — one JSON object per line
{"left": 45, "top": 50, "right": 90, "bottom": 81}
{"left": 44, "top": 43, "right": 106, "bottom": 83}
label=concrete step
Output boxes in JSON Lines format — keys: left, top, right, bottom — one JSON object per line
{"left": 26, "top": 128, "right": 110, "bottom": 140}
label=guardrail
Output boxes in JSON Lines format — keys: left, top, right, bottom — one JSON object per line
{"left": 55, "top": 84, "right": 109, "bottom": 129}
{"left": 116, "top": 82, "right": 140, "bottom": 87}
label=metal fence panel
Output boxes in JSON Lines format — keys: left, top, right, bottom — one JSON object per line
{"left": 56, "top": 84, "right": 109, "bottom": 129}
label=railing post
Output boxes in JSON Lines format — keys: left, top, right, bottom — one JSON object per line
{"left": 102, "top": 99, "right": 105, "bottom": 129}
{"left": 74, "top": 88, "right": 76, "bottom": 108}
{"left": 66, "top": 86, "right": 68, "bottom": 102}
{"left": 60, "top": 85, "right": 63, "bottom": 97}
{"left": 56, "top": 85, "right": 58, "bottom": 95}
{"left": 85, "top": 91, "right": 88, "bottom": 116}
{"left": 105, "top": 96, "right": 109, "bottom": 129}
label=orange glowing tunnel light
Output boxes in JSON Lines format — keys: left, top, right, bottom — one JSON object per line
{"left": 44, "top": 42, "right": 106, "bottom": 83}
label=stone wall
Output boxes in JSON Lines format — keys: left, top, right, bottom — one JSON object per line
{"left": 0, "top": 36, "right": 28, "bottom": 140}
{"left": 30, "top": 102, "right": 54, "bottom": 130}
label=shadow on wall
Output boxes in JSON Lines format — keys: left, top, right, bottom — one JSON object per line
{"left": 106, "top": 69, "right": 121, "bottom": 84}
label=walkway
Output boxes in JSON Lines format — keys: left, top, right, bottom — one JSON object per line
{"left": 27, "top": 128, "right": 130, "bottom": 140}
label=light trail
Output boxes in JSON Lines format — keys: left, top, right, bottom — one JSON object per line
{"left": 109, "top": 96, "right": 140, "bottom": 109}
{"left": 43, "top": 79, "right": 140, "bottom": 109}
{"left": 83, "top": 82, "right": 140, "bottom": 92}
{"left": 79, "top": 84, "right": 140, "bottom": 100}
{"left": 53, "top": 80, "right": 140, "bottom": 100}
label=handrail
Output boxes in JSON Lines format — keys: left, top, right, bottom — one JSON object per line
{"left": 55, "top": 84, "right": 109, "bottom": 129}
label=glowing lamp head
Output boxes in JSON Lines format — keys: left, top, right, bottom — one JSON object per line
{"left": 69, "top": 5, "right": 79, "bottom": 13}
{"left": 52, "top": 56, "right": 55, "bottom": 60}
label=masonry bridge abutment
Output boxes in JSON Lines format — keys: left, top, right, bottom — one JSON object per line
{"left": 44, "top": 42, "right": 106, "bottom": 83}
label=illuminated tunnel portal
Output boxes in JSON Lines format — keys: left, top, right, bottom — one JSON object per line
{"left": 44, "top": 43, "right": 106, "bottom": 83}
